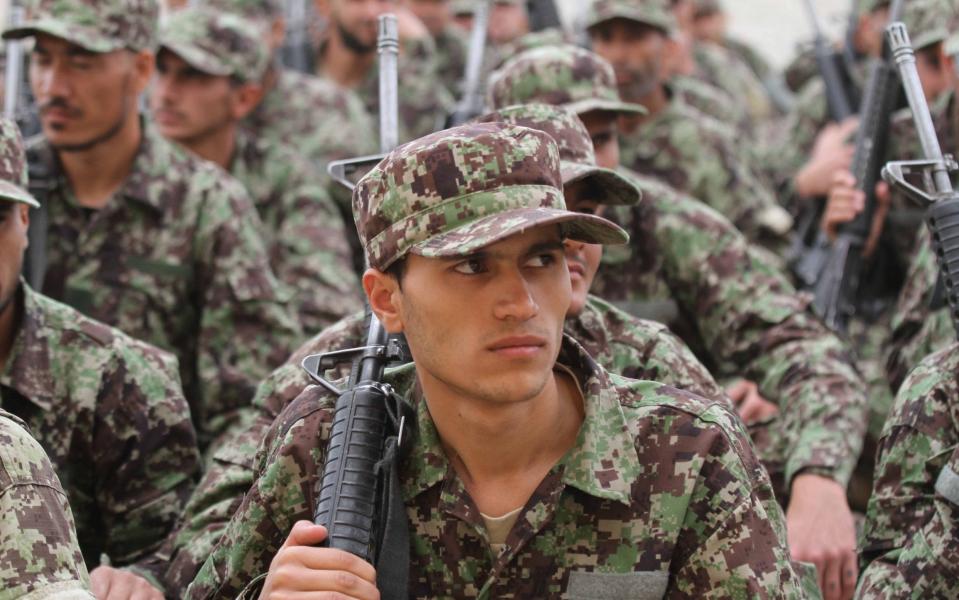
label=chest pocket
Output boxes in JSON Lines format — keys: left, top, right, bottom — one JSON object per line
{"left": 565, "top": 571, "right": 669, "bottom": 600}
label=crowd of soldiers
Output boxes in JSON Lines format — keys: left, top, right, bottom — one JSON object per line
{"left": 2, "top": 0, "right": 959, "bottom": 598}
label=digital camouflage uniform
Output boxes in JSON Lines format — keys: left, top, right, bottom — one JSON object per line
{"left": 162, "top": 102, "right": 731, "bottom": 596}
{"left": 158, "top": 8, "right": 363, "bottom": 335}
{"left": 857, "top": 342, "right": 959, "bottom": 598}
{"left": 580, "top": 1, "right": 794, "bottom": 252}
{"left": 185, "top": 122, "right": 807, "bottom": 600}
{"left": 0, "top": 409, "right": 93, "bottom": 600}
{"left": 691, "top": 40, "right": 774, "bottom": 123}
{"left": 0, "top": 115, "right": 200, "bottom": 589}
{"left": 486, "top": 45, "right": 868, "bottom": 498}
{"left": 4, "top": 0, "right": 302, "bottom": 448}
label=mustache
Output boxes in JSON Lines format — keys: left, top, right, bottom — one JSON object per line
{"left": 39, "top": 97, "right": 83, "bottom": 119}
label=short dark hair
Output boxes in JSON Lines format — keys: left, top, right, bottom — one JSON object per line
{"left": 385, "top": 257, "right": 407, "bottom": 289}
{"left": 0, "top": 202, "right": 14, "bottom": 218}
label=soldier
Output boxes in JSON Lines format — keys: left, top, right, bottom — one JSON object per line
{"left": 403, "top": 0, "right": 467, "bottom": 94}
{"left": 857, "top": 343, "right": 959, "bottom": 597}
{"left": 312, "top": 0, "right": 454, "bottom": 142}
{"left": 689, "top": 0, "right": 776, "bottom": 91}
{"left": 0, "top": 116, "right": 199, "bottom": 597}
{"left": 583, "top": 0, "right": 794, "bottom": 253}
{"left": 2, "top": 0, "right": 302, "bottom": 447}
{"left": 162, "top": 101, "right": 733, "bottom": 597}
{"left": 185, "top": 121, "right": 807, "bottom": 599}
{"left": 0, "top": 409, "right": 93, "bottom": 599}
{"left": 487, "top": 44, "right": 869, "bottom": 600}
{"left": 151, "top": 7, "right": 362, "bottom": 335}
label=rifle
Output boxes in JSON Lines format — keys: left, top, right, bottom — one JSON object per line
{"left": 279, "top": 0, "right": 315, "bottom": 73}
{"left": 809, "top": 0, "right": 905, "bottom": 333}
{"left": 446, "top": 0, "right": 491, "bottom": 126}
{"left": 882, "top": 22, "right": 959, "bottom": 339}
{"left": 803, "top": 0, "right": 855, "bottom": 121}
{"left": 303, "top": 14, "right": 412, "bottom": 600}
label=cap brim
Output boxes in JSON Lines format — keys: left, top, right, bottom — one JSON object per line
{"left": 411, "top": 207, "right": 629, "bottom": 260}
{"left": 566, "top": 98, "right": 647, "bottom": 117}
{"left": 160, "top": 40, "right": 233, "bottom": 77}
{"left": 3, "top": 20, "right": 122, "bottom": 53}
{"left": 561, "top": 162, "right": 642, "bottom": 206}
{"left": 0, "top": 181, "right": 40, "bottom": 208}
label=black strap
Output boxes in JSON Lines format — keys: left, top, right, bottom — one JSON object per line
{"left": 373, "top": 392, "right": 413, "bottom": 600}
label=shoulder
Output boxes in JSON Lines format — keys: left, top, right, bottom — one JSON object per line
{"left": 888, "top": 342, "right": 959, "bottom": 432}
{"left": 0, "top": 410, "right": 62, "bottom": 491}
{"left": 277, "top": 70, "right": 368, "bottom": 116}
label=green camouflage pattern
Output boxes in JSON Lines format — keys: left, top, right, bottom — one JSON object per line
{"left": 185, "top": 336, "right": 807, "bottom": 599}
{"left": 353, "top": 122, "right": 627, "bottom": 271}
{"left": 2, "top": 0, "right": 158, "bottom": 52}
{"left": 159, "top": 7, "right": 269, "bottom": 83}
{"left": 487, "top": 44, "right": 647, "bottom": 117}
{"left": 0, "top": 409, "right": 93, "bottom": 600}
{"left": 229, "top": 131, "right": 362, "bottom": 335}
{"left": 691, "top": 41, "right": 773, "bottom": 123}
{"left": 474, "top": 103, "right": 641, "bottom": 207}
{"left": 858, "top": 342, "right": 959, "bottom": 598}
{"left": 619, "top": 92, "right": 793, "bottom": 250}
{"left": 433, "top": 24, "right": 468, "bottom": 96}
{"left": 671, "top": 74, "right": 754, "bottom": 140}
{"left": 0, "top": 117, "right": 38, "bottom": 208}
{"left": 583, "top": 0, "right": 676, "bottom": 34}
{"left": 206, "top": 0, "right": 282, "bottom": 22}
{"left": 900, "top": 0, "right": 956, "bottom": 52}
{"left": 162, "top": 295, "right": 728, "bottom": 595}
{"left": 27, "top": 122, "right": 301, "bottom": 448}
{"left": 0, "top": 284, "right": 199, "bottom": 588}
{"left": 594, "top": 171, "right": 868, "bottom": 489}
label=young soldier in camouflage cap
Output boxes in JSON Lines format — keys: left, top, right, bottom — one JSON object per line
{"left": 0, "top": 114, "right": 201, "bottom": 598}
{"left": 185, "top": 122, "right": 805, "bottom": 599}
{"left": 2, "top": 0, "right": 302, "bottom": 451}
{"left": 163, "top": 104, "right": 729, "bottom": 595}
{"left": 488, "top": 43, "right": 870, "bottom": 600}
{"left": 152, "top": 6, "right": 362, "bottom": 335}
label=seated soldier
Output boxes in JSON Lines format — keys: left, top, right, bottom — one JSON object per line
{"left": 184, "top": 122, "right": 806, "bottom": 598}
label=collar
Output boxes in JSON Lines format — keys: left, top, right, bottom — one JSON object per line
{"left": 0, "top": 282, "right": 55, "bottom": 411}
{"left": 399, "top": 335, "right": 640, "bottom": 507}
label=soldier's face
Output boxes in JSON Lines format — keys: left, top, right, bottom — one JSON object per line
{"left": 324, "top": 0, "right": 396, "bottom": 52}
{"left": 488, "top": 3, "right": 529, "bottom": 45}
{"left": 855, "top": 7, "right": 890, "bottom": 57}
{"left": 916, "top": 44, "right": 952, "bottom": 102}
{"left": 405, "top": 0, "right": 450, "bottom": 37}
{"left": 151, "top": 51, "right": 255, "bottom": 148}
{"left": 0, "top": 203, "right": 28, "bottom": 320}
{"left": 578, "top": 110, "right": 621, "bottom": 170}
{"left": 562, "top": 180, "right": 604, "bottom": 317}
{"left": 30, "top": 35, "right": 153, "bottom": 152}
{"left": 590, "top": 20, "right": 666, "bottom": 103}
{"left": 369, "top": 226, "right": 570, "bottom": 406}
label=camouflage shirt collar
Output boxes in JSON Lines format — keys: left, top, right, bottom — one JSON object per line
{"left": 1, "top": 282, "right": 55, "bottom": 411}
{"left": 400, "top": 335, "right": 640, "bottom": 506}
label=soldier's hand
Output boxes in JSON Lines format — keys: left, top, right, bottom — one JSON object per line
{"left": 795, "top": 118, "right": 858, "bottom": 198}
{"left": 259, "top": 521, "right": 380, "bottom": 600}
{"left": 90, "top": 566, "right": 164, "bottom": 600}
{"left": 726, "top": 379, "right": 778, "bottom": 424}
{"left": 786, "top": 474, "right": 858, "bottom": 600}
{"left": 863, "top": 181, "right": 891, "bottom": 258}
{"left": 822, "top": 170, "right": 863, "bottom": 239}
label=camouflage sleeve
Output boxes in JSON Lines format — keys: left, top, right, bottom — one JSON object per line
{"left": 858, "top": 342, "right": 959, "bottom": 597}
{"left": 0, "top": 415, "right": 94, "bottom": 600}
{"left": 92, "top": 340, "right": 200, "bottom": 586}
{"left": 260, "top": 150, "right": 363, "bottom": 334}
{"left": 191, "top": 174, "right": 302, "bottom": 443}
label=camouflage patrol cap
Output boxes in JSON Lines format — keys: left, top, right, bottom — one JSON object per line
{"left": 0, "top": 117, "right": 39, "bottom": 208}
{"left": 488, "top": 45, "right": 647, "bottom": 117}
{"left": 900, "top": 0, "right": 956, "bottom": 51}
{"left": 692, "top": 0, "right": 723, "bottom": 17}
{"left": 2, "top": 0, "right": 159, "bottom": 53}
{"left": 353, "top": 122, "right": 629, "bottom": 271}
{"left": 584, "top": 0, "right": 677, "bottom": 35}
{"left": 206, "top": 0, "right": 283, "bottom": 23}
{"left": 474, "top": 104, "right": 641, "bottom": 207}
{"left": 160, "top": 7, "right": 269, "bottom": 83}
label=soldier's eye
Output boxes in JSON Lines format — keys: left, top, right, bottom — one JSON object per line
{"left": 526, "top": 253, "right": 558, "bottom": 268}
{"left": 452, "top": 257, "right": 487, "bottom": 275}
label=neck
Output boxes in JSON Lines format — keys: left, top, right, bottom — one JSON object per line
{"left": 620, "top": 85, "right": 668, "bottom": 134}
{"left": 58, "top": 112, "right": 142, "bottom": 209}
{"left": 423, "top": 367, "right": 584, "bottom": 513}
{"left": 0, "top": 284, "right": 23, "bottom": 372}
{"left": 318, "top": 32, "right": 375, "bottom": 88}
{"left": 180, "top": 125, "right": 237, "bottom": 170}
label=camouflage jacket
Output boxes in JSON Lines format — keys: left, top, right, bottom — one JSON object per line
{"left": 315, "top": 36, "right": 456, "bottom": 144}
{"left": 229, "top": 131, "right": 363, "bottom": 334}
{"left": 671, "top": 74, "right": 752, "bottom": 139}
{"left": 0, "top": 283, "right": 199, "bottom": 588}
{"left": 185, "top": 336, "right": 807, "bottom": 599}
{"left": 433, "top": 24, "right": 468, "bottom": 97}
{"left": 618, "top": 92, "right": 791, "bottom": 251}
{"left": 0, "top": 408, "right": 93, "bottom": 600}
{"left": 692, "top": 40, "right": 773, "bottom": 122}
{"left": 162, "top": 295, "right": 726, "bottom": 595}
{"left": 593, "top": 172, "right": 867, "bottom": 489}
{"left": 857, "top": 342, "right": 959, "bottom": 598}
{"left": 27, "top": 121, "right": 301, "bottom": 446}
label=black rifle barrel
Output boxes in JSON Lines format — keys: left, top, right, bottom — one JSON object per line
{"left": 803, "top": 0, "right": 854, "bottom": 121}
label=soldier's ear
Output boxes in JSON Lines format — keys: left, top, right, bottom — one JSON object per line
{"left": 130, "top": 50, "right": 155, "bottom": 95}
{"left": 232, "top": 83, "right": 264, "bottom": 120}
{"left": 364, "top": 268, "right": 404, "bottom": 334}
